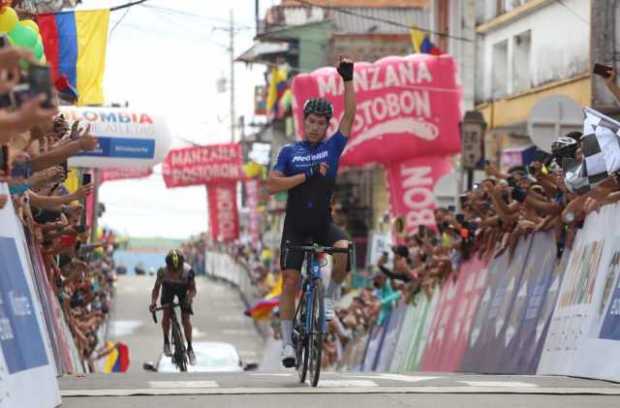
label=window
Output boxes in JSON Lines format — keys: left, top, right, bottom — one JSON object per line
{"left": 513, "top": 30, "right": 532, "bottom": 92}
{"left": 492, "top": 40, "right": 509, "bottom": 98}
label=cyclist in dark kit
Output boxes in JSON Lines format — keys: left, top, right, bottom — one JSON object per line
{"left": 150, "top": 249, "right": 197, "bottom": 365}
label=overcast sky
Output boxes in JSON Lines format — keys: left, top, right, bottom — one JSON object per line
{"left": 77, "top": 0, "right": 275, "bottom": 239}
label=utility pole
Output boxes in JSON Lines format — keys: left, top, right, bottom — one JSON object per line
{"left": 255, "top": 0, "right": 260, "bottom": 36}
{"left": 229, "top": 9, "right": 236, "bottom": 143}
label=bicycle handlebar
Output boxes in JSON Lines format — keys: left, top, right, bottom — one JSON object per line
{"left": 151, "top": 302, "right": 183, "bottom": 324}
{"left": 285, "top": 241, "right": 352, "bottom": 255}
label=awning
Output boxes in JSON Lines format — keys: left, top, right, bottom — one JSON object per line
{"left": 236, "top": 42, "right": 290, "bottom": 64}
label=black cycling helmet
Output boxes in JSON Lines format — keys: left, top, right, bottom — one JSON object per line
{"left": 165, "top": 249, "right": 184, "bottom": 270}
{"left": 551, "top": 136, "right": 578, "bottom": 159}
{"left": 303, "top": 98, "right": 333, "bottom": 120}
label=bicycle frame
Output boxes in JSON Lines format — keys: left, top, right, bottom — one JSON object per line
{"left": 303, "top": 253, "right": 323, "bottom": 332}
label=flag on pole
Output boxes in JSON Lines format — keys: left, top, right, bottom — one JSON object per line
{"left": 37, "top": 9, "right": 110, "bottom": 105}
{"left": 409, "top": 27, "right": 442, "bottom": 55}
{"left": 580, "top": 108, "right": 620, "bottom": 187}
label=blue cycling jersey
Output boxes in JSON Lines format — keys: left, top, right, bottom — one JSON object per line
{"left": 273, "top": 131, "right": 347, "bottom": 230}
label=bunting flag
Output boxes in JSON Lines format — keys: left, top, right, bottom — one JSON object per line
{"left": 37, "top": 9, "right": 110, "bottom": 105}
{"left": 410, "top": 27, "right": 442, "bottom": 55}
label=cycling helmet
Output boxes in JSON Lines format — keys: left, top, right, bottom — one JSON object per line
{"left": 551, "top": 136, "right": 578, "bottom": 159}
{"left": 303, "top": 98, "right": 333, "bottom": 120}
{"left": 165, "top": 249, "right": 184, "bottom": 270}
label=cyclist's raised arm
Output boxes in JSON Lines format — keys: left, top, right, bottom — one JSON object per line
{"left": 337, "top": 58, "right": 356, "bottom": 138}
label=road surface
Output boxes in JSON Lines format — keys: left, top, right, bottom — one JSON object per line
{"left": 59, "top": 275, "right": 620, "bottom": 407}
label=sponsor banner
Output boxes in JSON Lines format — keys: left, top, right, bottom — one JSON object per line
{"left": 538, "top": 203, "right": 620, "bottom": 381}
{"left": 474, "top": 238, "right": 531, "bottom": 373}
{"left": 389, "top": 302, "right": 419, "bottom": 372}
{"left": 100, "top": 167, "right": 153, "bottom": 183}
{"left": 420, "top": 257, "right": 489, "bottom": 371}
{"left": 375, "top": 305, "right": 407, "bottom": 372}
{"left": 62, "top": 107, "right": 171, "bottom": 169}
{"left": 386, "top": 156, "right": 453, "bottom": 235}
{"left": 163, "top": 144, "right": 244, "bottom": 188}
{"left": 207, "top": 182, "right": 240, "bottom": 242}
{"left": 291, "top": 55, "right": 462, "bottom": 167}
{"left": 361, "top": 322, "right": 386, "bottom": 371}
{"left": 498, "top": 232, "right": 564, "bottom": 374}
{"left": 404, "top": 291, "right": 439, "bottom": 371}
{"left": 0, "top": 183, "right": 61, "bottom": 407}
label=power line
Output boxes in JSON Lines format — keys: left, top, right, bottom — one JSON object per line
{"left": 290, "top": 0, "right": 472, "bottom": 43}
{"left": 555, "top": 0, "right": 589, "bottom": 25}
{"left": 110, "top": 0, "right": 151, "bottom": 12}
{"left": 139, "top": 3, "right": 255, "bottom": 29}
{"left": 110, "top": 7, "right": 131, "bottom": 35}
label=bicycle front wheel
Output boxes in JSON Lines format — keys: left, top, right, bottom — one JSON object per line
{"left": 308, "top": 279, "right": 324, "bottom": 387}
{"left": 295, "top": 293, "right": 309, "bottom": 384}
{"left": 172, "top": 321, "right": 187, "bottom": 372}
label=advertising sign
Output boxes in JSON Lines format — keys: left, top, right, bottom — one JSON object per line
{"left": 62, "top": 107, "right": 171, "bottom": 169}
{"left": 163, "top": 143, "right": 244, "bottom": 188}
{"left": 386, "top": 156, "right": 453, "bottom": 234}
{"left": 292, "top": 55, "right": 462, "bottom": 166}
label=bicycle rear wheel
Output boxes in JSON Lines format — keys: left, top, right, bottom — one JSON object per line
{"left": 308, "top": 279, "right": 324, "bottom": 387}
{"left": 295, "top": 291, "right": 309, "bottom": 383}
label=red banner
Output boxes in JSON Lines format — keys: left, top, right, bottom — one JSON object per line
{"left": 207, "top": 182, "right": 239, "bottom": 242}
{"left": 292, "top": 55, "right": 462, "bottom": 167}
{"left": 162, "top": 144, "right": 243, "bottom": 188}
{"left": 386, "top": 156, "right": 452, "bottom": 235}
{"left": 245, "top": 179, "right": 260, "bottom": 241}
{"left": 100, "top": 167, "right": 153, "bottom": 184}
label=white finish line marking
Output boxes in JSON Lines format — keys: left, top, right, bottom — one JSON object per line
{"left": 318, "top": 380, "right": 378, "bottom": 388}
{"left": 352, "top": 374, "right": 440, "bottom": 383}
{"left": 458, "top": 381, "right": 537, "bottom": 388}
{"left": 148, "top": 381, "right": 219, "bottom": 389}
{"left": 61, "top": 386, "right": 620, "bottom": 397}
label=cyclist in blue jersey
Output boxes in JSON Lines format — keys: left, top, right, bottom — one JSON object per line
{"left": 266, "top": 58, "right": 357, "bottom": 368}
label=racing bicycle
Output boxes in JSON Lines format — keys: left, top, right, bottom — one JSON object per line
{"left": 151, "top": 303, "right": 188, "bottom": 372}
{"left": 286, "top": 241, "right": 351, "bottom": 387}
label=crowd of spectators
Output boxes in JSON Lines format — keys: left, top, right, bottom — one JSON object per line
{"left": 0, "top": 45, "right": 116, "bottom": 372}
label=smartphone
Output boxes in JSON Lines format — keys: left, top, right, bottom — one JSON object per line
{"left": 61, "top": 160, "right": 68, "bottom": 176}
{"left": 28, "top": 64, "right": 54, "bottom": 109}
{"left": 82, "top": 173, "right": 92, "bottom": 185}
{"left": 593, "top": 63, "right": 613, "bottom": 78}
{"left": 0, "top": 34, "right": 9, "bottom": 49}
{"left": 0, "top": 145, "right": 8, "bottom": 175}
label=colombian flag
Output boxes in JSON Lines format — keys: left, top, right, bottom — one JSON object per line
{"left": 244, "top": 274, "right": 283, "bottom": 320}
{"left": 410, "top": 27, "right": 442, "bottom": 55}
{"left": 266, "top": 66, "right": 288, "bottom": 118}
{"left": 99, "top": 342, "right": 130, "bottom": 373}
{"left": 36, "top": 10, "right": 110, "bottom": 106}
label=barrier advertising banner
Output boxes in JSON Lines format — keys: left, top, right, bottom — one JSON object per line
{"left": 420, "top": 257, "right": 489, "bottom": 371}
{"left": 0, "top": 183, "right": 61, "bottom": 407}
{"left": 404, "top": 291, "right": 439, "bottom": 371}
{"left": 163, "top": 143, "right": 244, "bottom": 188}
{"left": 386, "top": 156, "right": 453, "bottom": 234}
{"left": 461, "top": 238, "right": 532, "bottom": 373}
{"left": 538, "top": 204, "right": 620, "bottom": 381}
{"left": 499, "top": 232, "right": 565, "bottom": 374}
{"left": 291, "top": 55, "right": 462, "bottom": 167}
{"left": 375, "top": 305, "right": 407, "bottom": 372}
{"left": 207, "top": 182, "right": 240, "bottom": 242}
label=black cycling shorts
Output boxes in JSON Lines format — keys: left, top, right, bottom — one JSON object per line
{"left": 280, "top": 220, "right": 348, "bottom": 271}
{"left": 160, "top": 282, "right": 193, "bottom": 315}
